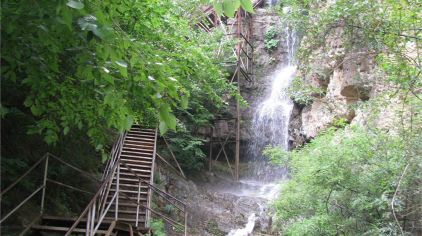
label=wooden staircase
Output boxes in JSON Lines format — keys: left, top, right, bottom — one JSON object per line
{"left": 1, "top": 125, "right": 188, "bottom": 236}
{"left": 106, "top": 126, "right": 157, "bottom": 228}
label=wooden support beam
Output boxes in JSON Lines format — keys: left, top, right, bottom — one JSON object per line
{"left": 156, "top": 153, "right": 186, "bottom": 179}
{"left": 214, "top": 131, "right": 232, "bottom": 162}
{"left": 222, "top": 147, "right": 235, "bottom": 179}
{"left": 163, "top": 137, "right": 186, "bottom": 179}
{"left": 235, "top": 10, "right": 242, "bottom": 182}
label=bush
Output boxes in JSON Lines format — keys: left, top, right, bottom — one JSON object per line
{"left": 287, "top": 76, "right": 325, "bottom": 105}
{"left": 264, "top": 26, "right": 280, "bottom": 52}
{"left": 150, "top": 219, "right": 166, "bottom": 236}
{"left": 266, "top": 125, "right": 422, "bottom": 235}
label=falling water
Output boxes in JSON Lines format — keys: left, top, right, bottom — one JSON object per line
{"left": 247, "top": 25, "right": 296, "bottom": 182}
{"left": 266, "top": 0, "right": 278, "bottom": 7}
{"left": 226, "top": 23, "right": 297, "bottom": 236}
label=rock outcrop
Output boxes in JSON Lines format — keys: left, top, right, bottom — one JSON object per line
{"left": 288, "top": 25, "right": 384, "bottom": 146}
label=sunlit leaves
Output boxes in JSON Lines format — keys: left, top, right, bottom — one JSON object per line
{"left": 240, "top": 0, "right": 254, "bottom": 13}
{"left": 66, "top": 0, "right": 84, "bottom": 10}
{"left": 212, "top": 0, "right": 254, "bottom": 17}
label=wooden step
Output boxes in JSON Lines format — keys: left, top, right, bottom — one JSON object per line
{"left": 120, "top": 167, "right": 151, "bottom": 173}
{"left": 126, "top": 133, "right": 155, "bottom": 139}
{"left": 111, "top": 183, "right": 149, "bottom": 188}
{"left": 125, "top": 136, "right": 155, "bottom": 143}
{"left": 32, "top": 225, "right": 108, "bottom": 234}
{"left": 123, "top": 143, "right": 154, "bottom": 150}
{"left": 120, "top": 155, "right": 153, "bottom": 161}
{"left": 120, "top": 162, "right": 152, "bottom": 169}
{"left": 127, "top": 130, "right": 155, "bottom": 136}
{"left": 107, "top": 202, "right": 146, "bottom": 208}
{"left": 109, "top": 195, "right": 149, "bottom": 202}
{"left": 109, "top": 209, "right": 147, "bottom": 215}
{"left": 113, "top": 177, "right": 151, "bottom": 183}
{"left": 105, "top": 217, "right": 141, "bottom": 223}
{"left": 119, "top": 170, "right": 150, "bottom": 177}
{"left": 120, "top": 158, "right": 152, "bottom": 165}
{"left": 109, "top": 189, "right": 148, "bottom": 195}
{"left": 122, "top": 147, "right": 154, "bottom": 153}
{"left": 120, "top": 152, "right": 152, "bottom": 160}
{"left": 130, "top": 127, "right": 155, "bottom": 132}
{"left": 124, "top": 140, "right": 154, "bottom": 147}
{"left": 121, "top": 150, "right": 154, "bottom": 156}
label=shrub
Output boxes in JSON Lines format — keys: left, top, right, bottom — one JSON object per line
{"left": 264, "top": 26, "right": 280, "bottom": 52}
{"left": 266, "top": 125, "right": 422, "bottom": 235}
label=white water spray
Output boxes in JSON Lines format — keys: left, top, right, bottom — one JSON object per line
{"left": 248, "top": 25, "right": 297, "bottom": 178}
{"left": 227, "top": 214, "right": 257, "bottom": 236}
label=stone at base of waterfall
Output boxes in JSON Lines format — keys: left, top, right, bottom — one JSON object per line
{"left": 227, "top": 213, "right": 257, "bottom": 236}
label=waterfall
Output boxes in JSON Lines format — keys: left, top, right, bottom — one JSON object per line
{"left": 247, "top": 26, "right": 297, "bottom": 182}
{"left": 226, "top": 25, "right": 297, "bottom": 236}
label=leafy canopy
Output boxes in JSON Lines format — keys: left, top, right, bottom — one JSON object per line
{"left": 1, "top": 0, "right": 252, "bottom": 149}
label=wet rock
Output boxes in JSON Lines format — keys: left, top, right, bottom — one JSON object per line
{"left": 155, "top": 162, "right": 280, "bottom": 236}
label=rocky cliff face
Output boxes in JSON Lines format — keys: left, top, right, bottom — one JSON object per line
{"left": 288, "top": 24, "right": 398, "bottom": 147}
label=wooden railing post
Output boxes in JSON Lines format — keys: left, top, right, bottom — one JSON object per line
{"left": 136, "top": 180, "right": 141, "bottom": 227}
{"left": 184, "top": 209, "right": 188, "bottom": 236}
{"left": 86, "top": 206, "right": 91, "bottom": 236}
{"left": 40, "top": 154, "right": 49, "bottom": 214}
{"left": 115, "top": 161, "right": 120, "bottom": 221}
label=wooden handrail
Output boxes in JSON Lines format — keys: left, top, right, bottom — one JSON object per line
{"left": 118, "top": 191, "right": 184, "bottom": 229}
{"left": 65, "top": 156, "right": 120, "bottom": 235}
{"left": 120, "top": 160, "right": 187, "bottom": 208}
{"left": 0, "top": 153, "right": 47, "bottom": 196}
{"left": 48, "top": 153, "right": 101, "bottom": 182}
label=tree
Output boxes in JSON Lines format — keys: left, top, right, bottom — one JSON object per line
{"left": 1, "top": 0, "right": 252, "bottom": 151}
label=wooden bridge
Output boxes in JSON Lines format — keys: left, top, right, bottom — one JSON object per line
{"left": 0, "top": 125, "right": 187, "bottom": 235}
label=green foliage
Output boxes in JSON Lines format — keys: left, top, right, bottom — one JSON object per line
{"left": 150, "top": 219, "right": 166, "bottom": 236}
{"left": 332, "top": 117, "right": 348, "bottom": 128}
{"left": 279, "top": 0, "right": 421, "bottom": 91}
{"left": 267, "top": 124, "right": 422, "bottom": 235}
{"left": 264, "top": 26, "right": 280, "bottom": 52}
{"left": 206, "top": 219, "right": 225, "bottom": 236}
{"left": 287, "top": 76, "right": 325, "bottom": 105}
{"left": 263, "top": 145, "right": 289, "bottom": 166}
{"left": 212, "top": 0, "right": 254, "bottom": 17}
{"left": 1, "top": 0, "right": 240, "bottom": 149}
{"left": 164, "top": 129, "right": 206, "bottom": 173}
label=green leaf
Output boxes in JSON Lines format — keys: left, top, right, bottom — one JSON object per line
{"left": 125, "top": 116, "right": 134, "bottom": 130}
{"left": 63, "top": 126, "right": 70, "bottom": 135}
{"left": 23, "top": 98, "right": 33, "bottom": 107}
{"left": 0, "top": 105, "right": 10, "bottom": 119}
{"left": 223, "top": 0, "right": 238, "bottom": 17}
{"left": 159, "top": 104, "right": 177, "bottom": 130}
{"left": 120, "top": 67, "right": 128, "bottom": 78}
{"left": 115, "top": 60, "right": 128, "bottom": 68}
{"left": 214, "top": 2, "right": 224, "bottom": 16}
{"left": 159, "top": 104, "right": 170, "bottom": 123}
{"left": 167, "top": 113, "right": 177, "bottom": 130}
{"left": 30, "top": 105, "right": 43, "bottom": 116}
{"left": 101, "top": 153, "right": 109, "bottom": 163}
{"left": 240, "top": 0, "right": 254, "bottom": 13}
{"left": 159, "top": 121, "right": 168, "bottom": 135}
{"left": 66, "top": 0, "right": 84, "bottom": 10}
{"left": 181, "top": 96, "right": 189, "bottom": 109}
